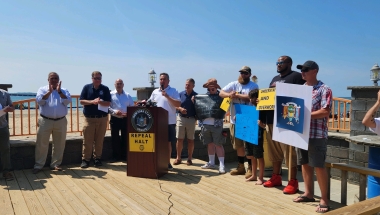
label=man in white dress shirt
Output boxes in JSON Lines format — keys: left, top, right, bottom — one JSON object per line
{"left": 109, "top": 79, "right": 135, "bottom": 162}
{"left": 149, "top": 73, "right": 180, "bottom": 170}
{"left": 33, "top": 72, "right": 71, "bottom": 173}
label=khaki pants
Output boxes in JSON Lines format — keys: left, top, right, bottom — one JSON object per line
{"left": 35, "top": 117, "right": 67, "bottom": 169}
{"left": 82, "top": 116, "right": 108, "bottom": 161}
{"left": 266, "top": 124, "right": 297, "bottom": 168}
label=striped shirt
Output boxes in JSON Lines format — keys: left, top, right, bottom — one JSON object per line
{"left": 309, "top": 81, "right": 332, "bottom": 139}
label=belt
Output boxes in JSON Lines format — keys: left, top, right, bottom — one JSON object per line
{"left": 180, "top": 115, "right": 195, "bottom": 119}
{"left": 40, "top": 114, "right": 65, "bottom": 121}
{"left": 85, "top": 115, "right": 108, "bottom": 118}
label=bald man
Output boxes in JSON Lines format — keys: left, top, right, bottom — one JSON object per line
{"left": 109, "top": 79, "right": 135, "bottom": 162}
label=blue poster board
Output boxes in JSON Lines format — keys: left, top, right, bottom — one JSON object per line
{"left": 234, "top": 104, "right": 259, "bottom": 145}
{"left": 276, "top": 96, "right": 304, "bottom": 133}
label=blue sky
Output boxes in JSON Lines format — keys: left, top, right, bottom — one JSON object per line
{"left": 1, "top": 0, "right": 380, "bottom": 97}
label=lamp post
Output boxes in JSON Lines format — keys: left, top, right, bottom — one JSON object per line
{"left": 148, "top": 69, "right": 156, "bottom": 87}
{"left": 370, "top": 64, "right": 380, "bottom": 86}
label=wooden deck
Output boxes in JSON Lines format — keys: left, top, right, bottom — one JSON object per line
{"left": 0, "top": 159, "right": 345, "bottom": 215}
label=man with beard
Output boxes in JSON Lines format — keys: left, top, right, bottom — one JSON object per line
{"left": 220, "top": 66, "right": 259, "bottom": 175}
{"left": 262, "top": 56, "right": 305, "bottom": 195}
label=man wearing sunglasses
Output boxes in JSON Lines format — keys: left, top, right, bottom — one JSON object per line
{"left": 293, "top": 61, "right": 332, "bottom": 213}
{"left": 79, "top": 71, "right": 111, "bottom": 168}
{"left": 220, "top": 66, "right": 259, "bottom": 175}
{"left": 263, "top": 56, "right": 305, "bottom": 195}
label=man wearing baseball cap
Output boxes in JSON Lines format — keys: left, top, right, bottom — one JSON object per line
{"left": 220, "top": 66, "right": 259, "bottom": 175}
{"left": 293, "top": 60, "right": 332, "bottom": 213}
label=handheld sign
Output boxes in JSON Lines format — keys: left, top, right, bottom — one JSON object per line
{"left": 220, "top": 98, "right": 231, "bottom": 112}
{"left": 234, "top": 104, "right": 259, "bottom": 145}
{"left": 194, "top": 94, "right": 225, "bottom": 120}
{"left": 257, "top": 88, "right": 276, "bottom": 110}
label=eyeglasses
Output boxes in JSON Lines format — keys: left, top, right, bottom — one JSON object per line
{"left": 93, "top": 77, "right": 102, "bottom": 80}
{"left": 115, "top": 83, "right": 123, "bottom": 85}
{"left": 209, "top": 88, "right": 216, "bottom": 91}
{"left": 276, "top": 61, "right": 287, "bottom": 65}
{"left": 49, "top": 77, "right": 59, "bottom": 80}
{"left": 240, "top": 71, "right": 249, "bottom": 75}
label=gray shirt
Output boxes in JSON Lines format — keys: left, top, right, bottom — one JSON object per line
{"left": 0, "top": 89, "right": 12, "bottom": 128}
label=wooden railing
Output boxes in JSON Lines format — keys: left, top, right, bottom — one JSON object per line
{"left": 9, "top": 95, "right": 111, "bottom": 136}
{"left": 326, "top": 163, "right": 368, "bottom": 204}
{"left": 325, "top": 162, "right": 380, "bottom": 214}
{"left": 9, "top": 95, "right": 230, "bottom": 136}
{"left": 329, "top": 97, "right": 351, "bottom": 132}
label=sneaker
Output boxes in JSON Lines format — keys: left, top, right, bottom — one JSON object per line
{"left": 168, "top": 163, "right": 173, "bottom": 170}
{"left": 201, "top": 162, "right": 216, "bottom": 169}
{"left": 283, "top": 179, "right": 299, "bottom": 194}
{"left": 219, "top": 166, "right": 226, "bottom": 174}
{"left": 3, "top": 172, "right": 14, "bottom": 181}
{"left": 94, "top": 159, "right": 102, "bottom": 167}
{"left": 263, "top": 173, "right": 282, "bottom": 187}
{"left": 81, "top": 160, "right": 89, "bottom": 168}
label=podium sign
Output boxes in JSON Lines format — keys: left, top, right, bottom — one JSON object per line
{"left": 127, "top": 107, "right": 168, "bottom": 179}
{"left": 129, "top": 133, "right": 155, "bottom": 152}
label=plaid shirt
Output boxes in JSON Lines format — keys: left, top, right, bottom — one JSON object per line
{"left": 309, "top": 81, "right": 332, "bottom": 139}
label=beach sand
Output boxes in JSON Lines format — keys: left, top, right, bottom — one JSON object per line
{"left": 8, "top": 109, "right": 111, "bottom": 138}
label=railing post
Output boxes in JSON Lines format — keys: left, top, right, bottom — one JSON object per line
{"left": 341, "top": 170, "right": 348, "bottom": 205}
{"left": 359, "top": 174, "right": 367, "bottom": 201}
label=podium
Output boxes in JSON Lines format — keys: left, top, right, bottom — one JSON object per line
{"left": 127, "top": 106, "right": 168, "bottom": 178}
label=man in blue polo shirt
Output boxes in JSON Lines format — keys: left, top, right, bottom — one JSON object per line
{"left": 79, "top": 71, "right": 111, "bottom": 168}
{"left": 173, "top": 78, "right": 197, "bottom": 166}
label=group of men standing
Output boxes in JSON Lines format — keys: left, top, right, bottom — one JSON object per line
{"left": 0, "top": 55, "right": 333, "bottom": 213}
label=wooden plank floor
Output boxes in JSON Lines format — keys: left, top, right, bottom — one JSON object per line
{"left": 0, "top": 159, "right": 345, "bottom": 215}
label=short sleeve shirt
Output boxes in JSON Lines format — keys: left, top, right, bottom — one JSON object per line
{"left": 149, "top": 85, "right": 180, "bottom": 124}
{"left": 80, "top": 84, "right": 111, "bottom": 116}
{"left": 222, "top": 81, "right": 259, "bottom": 124}
{"left": 266, "top": 71, "right": 305, "bottom": 124}
{"left": 370, "top": 118, "right": 380, "bottom": 135}
{"left": 309, "top": 81, "right": 333, "bottom": 139}
{"left": 178, "top": 90, "right": 197, "bottom": 117}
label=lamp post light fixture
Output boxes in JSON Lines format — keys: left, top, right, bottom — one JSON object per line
{"left": 148, "top": 69, "right": 156, "bottom": 87}
{"left": 370, "top": 64, "right": 380, "bottom": 86}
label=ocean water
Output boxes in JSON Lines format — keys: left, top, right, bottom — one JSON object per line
{"left": 10, "top": 94, "right": 137, "bottom": 109}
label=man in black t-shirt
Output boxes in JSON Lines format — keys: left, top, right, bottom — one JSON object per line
{"left": 262, "top": 56, "right": 305, "bottom": 195}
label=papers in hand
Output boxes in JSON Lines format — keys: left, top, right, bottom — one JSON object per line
{"left": 98, "top": 104, "right": 109, "bottom": 113}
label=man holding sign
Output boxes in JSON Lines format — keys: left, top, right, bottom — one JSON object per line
{"left": 220, "top": 66, "right": 259, "bottom": 176}
{"left": 262, "top": 56, "right": 305, "bottom": 195}
{"left": 293, "top": 60, "right": 332, "bottom": 213}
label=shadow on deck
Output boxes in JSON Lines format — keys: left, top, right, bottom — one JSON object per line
{"left": 0, "top": 159, "right": 348, "bottom": 215}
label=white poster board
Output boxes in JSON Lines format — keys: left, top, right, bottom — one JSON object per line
{"left": 272, "top": 83, "right": 312, "bottom": 150}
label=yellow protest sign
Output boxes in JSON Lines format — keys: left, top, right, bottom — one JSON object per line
{"left": 257, "top": 88, "right": 276, "bottom": 110}
{"left": 220, "top": 97, "right": 231, "bottom": 111}
{"left": 129, "top": 133, "right": 155, "bottom": 152}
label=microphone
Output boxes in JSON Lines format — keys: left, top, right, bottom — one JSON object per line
{"left": 161, "top": 84, "right": 164, "bottom": 91}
